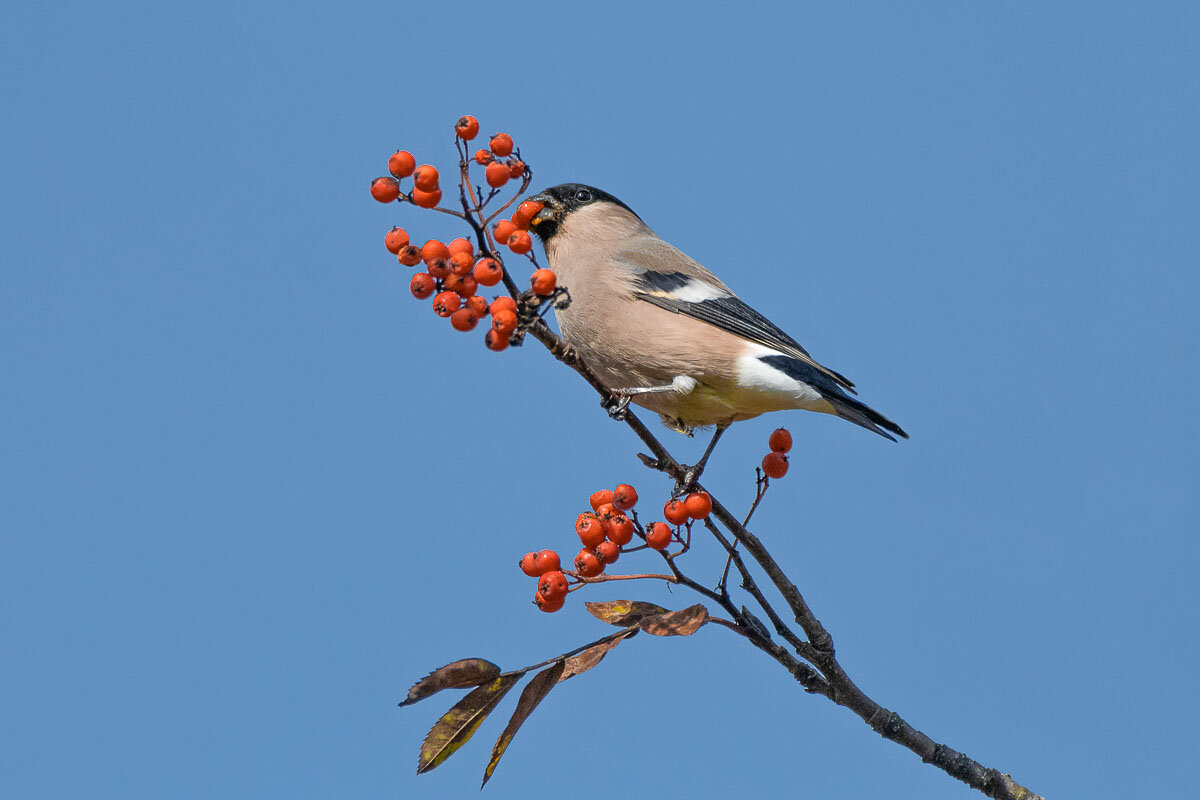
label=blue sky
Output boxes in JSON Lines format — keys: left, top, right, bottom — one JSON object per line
{"left": 2, "top": 2, "right": 1197, "bottom": 798}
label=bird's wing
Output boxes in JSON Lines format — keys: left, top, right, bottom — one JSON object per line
{"left": 616, "top": 242, "right": 858, "bottom": 393}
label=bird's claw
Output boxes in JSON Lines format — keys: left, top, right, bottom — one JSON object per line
{"left": 603, "top": 393, "right": 631, "bottom": 420}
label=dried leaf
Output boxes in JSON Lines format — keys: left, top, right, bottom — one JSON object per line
{"left": 559, "top": 629, "right": 638, "bottom": 682}
{"left": 400, "top": 658, "right": 502, "bottom": 707}
{"left": 584, "top": 599, "right": 668, "bottom": 627}
{"left": 481, "top": 660, "right": 566, "bottom": 787}
{"left": 638, "top": 604, "right": 709, "bottom": 636}
{"left": 416, "top": 673, "right": 523, "bottom": 774}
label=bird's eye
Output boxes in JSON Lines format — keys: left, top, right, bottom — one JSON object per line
{"left": 574, "top": 189, "right": 593, "bottom": 203}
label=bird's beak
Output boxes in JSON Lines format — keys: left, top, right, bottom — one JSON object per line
{"left": 528, "top": 192, "right": 561, "bottom": 233}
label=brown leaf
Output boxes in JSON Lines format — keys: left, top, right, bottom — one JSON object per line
{"left": 416, "top": 673, "right": 523, "bottom": 774}
{"left": 559, "top": 629, "right": 638, "bottom": 682}
{"left": 584, "top": 599, "right": 668, "bottom": 627}
{"left": 400, "top": 658, "right": 502, "bottom": 707}
{"left": 481, "top": 660, "right": 566, "bottom": 788}
{"left": 638, "top": 604, "right": 709, "bottom": 636}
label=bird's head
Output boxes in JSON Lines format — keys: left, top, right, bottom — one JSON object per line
{"left": 527, "top": 183, "right": 642, "bottom": 242}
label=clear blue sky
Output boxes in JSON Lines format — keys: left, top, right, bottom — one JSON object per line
{"left": 3, "top": 3, "right": 1197, "bottom": 798}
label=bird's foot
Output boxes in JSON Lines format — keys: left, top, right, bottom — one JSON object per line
{"left": 602, "top": 393, "right": 631, "bottom": 420}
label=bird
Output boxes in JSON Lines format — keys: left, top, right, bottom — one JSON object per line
{"left": 526, "top": 183, "right": 907, "bottom": 471}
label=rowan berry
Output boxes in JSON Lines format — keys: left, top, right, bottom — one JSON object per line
{"left": 484, "top": 329, "right": 510, "bottom": 352}
{"left": 421, "top": 239, "right": 449, "bottom": 264}
{"left": 370, "top": 177, "right": 400, "bottom": 203}
{"left": 534, "top": 591, "right": 565, "bottom": 613}
{"left": 589, "top": 489, "right": 615, "bottom": 512}
{"left": 491, "top": 309, "right": 518, "bottom": 336}
{"left": 762, "top": 451, "right": 789, "bottom": 479}
{"left": 447, "top": 237, "right": 474, "bottom": 257}
{"left": 645, "top": 522, "right": 673, "bottom": 550}
{"left": 534, "top": 549, "right": 561, "bottom": 574}
{"left": 493, "top": 219, "right": 517, "bottom": 245}
{"left": 397, "top": 245, "right": 423, "bottom": 267}
{"left": 537, "top": 570, "right": 569, "bottom": 602}
{"left": 594, "top": 502, "right": 617, "bottom": 521}
{"left": 576, "top": 513, "right": 607, "bottom": 548}
{"left": 411, "top": 187, "right": 442, "bottom": 208}
{"left": 409, "top": 273, "right": 435, "bottom": 300}
{"left": 473, "top": 149, "right": 493, "bottom": 165}
{"left": 514, "top": 200, "right": 544, "bottom": 229}
{"left": 490, "top": 296, "right": 517, "bottom": 317}
{"left": 484, "top": 161, "right": 510, "bottom": 188}
{"left": 443, "top": 273, "right": 477, "bottom": 298}
{"left": 450, "top": 307, "right": 479, "bottom": 332}
{"left": 449, "top": 251, "right": 475, "bottom": 275}
{"left": 508, "top": 231, "right": 533, "bottom": 255}
{"left": 519, "top": 552, "right": 540, "bottom": 577}
{"left": 384, "top": 227, "right": 409, "bottom": 254}
{"left": 529, "top": 268, "right": 555, "bottom": 293}
{"left": 489, "top": 132, "right": 514, "bottom": 157}
{"left": 388, "top": 150, "right": 416, "bottom": 178}
{"left": 612, "top": 484, "right": 638, "bottom": 510}
{"left": 473, "top": 257, "right": 503, "bottom": 287}
{"left": 426, "top": 258, "right": 450, "bottom": 280}
{"left": 465, "top": 295, "right": 490, "bottom": 318}
{"left": 574, "top": 547, "right": 604, "bottom": 577}
{"left": 595, "top": 540, "right": 620, "bottom": 565}
{"left": 663, "top": 499, "right": 689, "bottom": 526}
{"left": 413, "top": 165, "right": 439, "bottom": 192}
{"left": 508, "top": 160, "right": 526, "bottom": 178}
{"left": 605, "top": 513, "right": 634, "bottom": 546}
{"left": 684, "top": 491, "right": 713, "bottom": 520}
{"left": 432, "top": 291, "right": 460, "bottom": 317}
{"left": 454, "top": 115, "right": 479, "bottom": 140}
{"left": 769, "top": 427, "right": 793, "bottom": 454}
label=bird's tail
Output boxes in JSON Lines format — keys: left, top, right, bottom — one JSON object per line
{"left": 820, "top": 391, "right": 909, "bottom": 442}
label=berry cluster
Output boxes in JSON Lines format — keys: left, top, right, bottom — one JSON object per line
{"left": 517, "top": 483, "right": 715, "bottom": 613}
{"left": 369, "top": 115, "right": 561, "bottom": 352}
{"left": 762, "top": 427, "right": 792, "bottom": 479}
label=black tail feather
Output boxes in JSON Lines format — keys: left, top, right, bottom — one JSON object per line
{"left": 822, "top": 392, "right": 909, "bottom": 442}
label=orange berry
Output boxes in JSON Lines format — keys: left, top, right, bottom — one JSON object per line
{"left": 589, "top": 489, "right": 614, "bottom": 512}
{"left": 576, "top": 514, "right": 607, "bottom": 548}
{"left": 384, "top": 226, "right": 409, "bottom": 254}
{"left": 508, "top": 160, "right": 526, "bottom": 178}
{"left": 493, "top": 219, "right": 517, "bottom": 244}
{"left": 485, "top": 161, "right": 510, "bottom": 188}
{"left": 663, "top": 499, "right": 689, "bottom": 526}
{"left": 574, "top": 547, "right": 604, "bottom": 577}
{"left": 388, "top": 150, "right": 416, "bottom": 178}
{"left": 484, "top": 328, "right": 510, "bottom": 351}
{"left": 508, "top": 231, "right": 533, "bottom": 254}
{"left": 491, "top": 309, "right": 518, "bottom": 336}
{"left": 489, "top": 132, "right": 514, "bottom": 157}
{"left": 413, "top": 164, "right": 439, "bottom": 192}
{"left": 683, "top": 491, "right": 713, "bottom": 520}
{"left": 426, "top": 258, "right": 449, "bottom": 280}
{"left": 529, "top": 268, "right": 556, "bottom": 294}
{"left": 447, "top": 237, "right": 474, "bottom": 257}
{"left": 490, "top": 296, "right": 518, "bottom": 317}
{"left": 370, "top": 176, "right": 400, "bottom": 203}
{"left": 449, "top": 251, "right": 475, "bottom": 275}
{"left": 612, "top": 484, "right": 638, "bottom": 510}
{"left": 518, "top": 552, "right": 540, "bottom": 577}
{"left": 397, "top": 245, "right": 423, "bottom": 267}
{"left": 454, "top": 114, "right": 480, "bottom": 140}
{"left": 409, "top": 273, "right": 436, "bottom": 299}
{"left": 762, "top": 451, "right": 789, "bottom": 479}
{"left": 450, "top": 307, "right": 479, "bottom": 332}
{"left": 421, "top": 239, "right": 450, "bottom": 264}
{"left": 594, "top": 540, "right": 620, "bottom": 565}
{"left": 443, "top": 272, "right": 477, "bottom": 298}
{"left": 411, "top": 187, "right": 442, "bottom": 208}
{"left": 465, "top": 295, "right": 490, "bottom": 318}
{"left": 514, "top": 200, "right": 544, "bottom": 229}
{"left": 605, "top": 513, "right": 634, "bottom": 546}
{"left": 473, "top": 148, "right": 493, "bottom": 165}
{"left": 594, "top": 502, "right": 617, "bottom": 520}
{"left": 769, "top": 427, "right": 793, "bottom": 453}
{"left": 537, "top": 570, "right": 569, "bottom": 602}
{"left": 432, "top": 291, "right": 460, "bottom": 318}
{"left": 534, "top": 549, "right": 561, "bottom": 574}
{"left": 645, "top": 521, "right": 673, "bottom": 550}
{"left": 473, "top": 257, "right": 503, "bottom": 286}
{"left": 534, "top": 591, "right": 565, "bottom": 613}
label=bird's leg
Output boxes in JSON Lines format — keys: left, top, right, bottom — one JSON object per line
{"left": 677, "top": 422, "right": 730, "bottom": 494}
{"left": 605, "top": 375, "right": 697, "bottom": 422}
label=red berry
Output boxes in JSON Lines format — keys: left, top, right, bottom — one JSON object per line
{"left": 519, "top": 552, "right": 539, "bottom": 577}
{"left": 491, "top": 309, "right": 518, "bottom": 336}
{"left": 589, "top": 489, "right": 614, "bottom": 512}
{"left": 388, "top": 150, "right": 416, "bottom": 178}
{"left": 426, "top": 258, "right": 449, "bottom": 279}
{"left": 535, "top": 591, "right": 565, "bottom": 613}
{"left": 370, "top": 177, "right": 400, "bottom": 203}
{"left": 507, "top": 231, "right": 532, "bottom": 254}
{"left": 507, "top": 160, "right": 526, "bottom": 179}
{"left": 432, "top": 291, "right": 460, "bottom": 317}
{"left": 473, "top": 257, "right": 503, "bottom": 287}
{"left": 443, "top": 273, "right": 477, "bottom": 298}
{"left": 537, "top": 570, "right": 569, "bottom": 602}
{"left": 447, "top": 237, "right": 474, "bottom": 257}
{"left": 529, "top": 268, "right": 555, "bottom": 293}
{"left": 454, "top": 114, "right": 480, "bottom": 140}
{"left": 410, "top": 187, "right": 442, "bottom": 208}
{"left": 409, "top": 273, "right": 435, "bottom": 299}
{"left": 485, "top": 161, "right": 510, "bottom": 188}
{"left": 645, "top": 522, "right": 673, "bottom": 550}
{"left": 473, "top": 149, "right": 493, "bottom": 165}
{"left": 663, "top": 499, "right": 689, "bottom": 526}
{"left": 575, "top": 513, "right": 606, "bottom": 548}
{"left": 484, "top": 329, "right": 510, "bottom": 351}
{"left": 490, "top": 296, "right": 518, "bottom": 317}
{"left": 534, "top": 549, "right": 561, "bottom": 574}
{"left": 762, "top": 451, "right": 789, "bottom": 479}
{"left": 514, "top": 200, "right": 544, "bottom": 229}
{"left": 769, "top": 427, "right": 793, "bottom": 454}
{"left": 683, "top": 491, "right": 713, "bottom": 520}
{"left": 574, "top": 547, "right": 604, "bottom": 577}
{"left": 449, "top": 251, "right": 475, "bottom": 276}
{"left": 413, "top": 165, "right": 439, "bottom": 192}
{"left": 612, "top": 484, "right": 638, "bottom": 510}
{"left": 593, "top": 502, "right": 617, "bottom": 520}
{"left": 489, "top": 132, "right": 514, "bottom": 157}
{"left": 594, "top": 540, "right": 620, "bottom": 565}
{"left": 450, "top": 307, "right": 479, "bottom": 332}
{"left": 422, "top": 239, "right": 450, "bottom": 264}
{"left": 384, "top": 226, "right": 409, "bottom": 254}
{"left": 605, "top": 513, "right": 634, "bottom": 546}
{"left": 397, "top": 245, "right": 423, "bottom": 267}
{"left": 465, "top": 295, "right": 490, "bottom": 318}
{"left": 493, "top": 219, "right": 517, "bottom": 245}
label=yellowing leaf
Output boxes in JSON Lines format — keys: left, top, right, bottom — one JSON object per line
{"left": 481, "top": 660, "right": 566, "bottom": 787}
{"left": 400, "top": 658, "right": 502, "bottom": 707}
{"left": 584, "top": 599, "right": 668, "bottom": 627}
{"left": 416, "top": 673, "right": 523, "bottom": 774}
